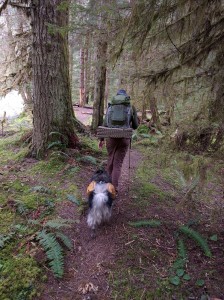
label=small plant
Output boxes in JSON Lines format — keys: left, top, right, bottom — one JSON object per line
{"left": 129, "top": 219, "right": 161, "bottom": 228}
{"left": 48, "top": 131, "right": 69, "bottom": 150}
{"left": 0, "top": 217, "right": 74, "bottom": 279}
{"left": 169, "top": 238, "right": 188, "bottom": 286}
{"left": 179, "top": 225, "right": 212, "bottom": 257}
{"left": 30, "top": 218, "right": 74, "bottom": 278}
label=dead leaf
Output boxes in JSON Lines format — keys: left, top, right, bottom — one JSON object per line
{"left": 78, "top": 282, "right": 98, "bottom": 294}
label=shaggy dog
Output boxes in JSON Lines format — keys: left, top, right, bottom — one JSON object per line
{"left": 86, "top": 169, "right": 116, "bottom": 233}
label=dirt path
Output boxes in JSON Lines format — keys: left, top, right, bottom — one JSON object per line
{"left": 38, "top": 109, "right": 141, "bottom": 300}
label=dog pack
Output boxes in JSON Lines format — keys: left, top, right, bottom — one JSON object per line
{"left": 97, "top": 93, "right": 133, "bottom": 139}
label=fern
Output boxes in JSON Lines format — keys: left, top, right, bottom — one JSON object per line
{"left": 177, "top": 238, "right": 187, "bottom": 260}
{"left": 31, "top": 186, "right": 52, "bottom": 194}
{"left": 37, "top": 230, "right": 64, "bottom": 278}
{"left": 66, "top": 194, "right": 80, "bottom": 206}
{"left": 47, "top": 141, "right": 66, "bottom": 150}
{"left": 0, "top": 234, "right": 13, "bottom": 248}
{"left": 78, "top": 155, "right": 97, "bottom": 165}
{"left": 44, "top": 218, "right": 74, "bottom": 229}
{"left": 179, "top": 226, "right": 212, "bottom": 257}
{"left": 28, "top": 219, "right": 41, "bottom": 226}
{"left": 14, "top": 200, "right": 29, "bottom": 215}
{"left": 129, "top": 219, "right": 161, "bottom": 227}
{"left": 55, "top": 232, "right": 73, "bottom": 250}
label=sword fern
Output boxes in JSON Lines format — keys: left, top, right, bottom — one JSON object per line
{"left": 37, "top": 230, "right": 64, "bottom": 278}
{"left": 179, "top": 225, "right": 212, "bottom": 257}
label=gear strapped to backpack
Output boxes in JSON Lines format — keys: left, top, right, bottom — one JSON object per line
{"left": 106, "top": 94, "right": 132, "bottom": 129}
{"left": 97, "top": 93, "right": 134, "bottom": 139}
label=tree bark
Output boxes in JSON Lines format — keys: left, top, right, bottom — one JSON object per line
{"left": 31, "top": 0, "right": 79, "bottom": 158}
{"left": 91, "top": 39, "right": 108, "bottom": 130}
{"left": 149, "top": 96, "right": 161, "bottom": 130}
{"left": 79, "top": 47, "right": 85, "bottom": 107}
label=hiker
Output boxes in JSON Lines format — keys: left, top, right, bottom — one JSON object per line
{"left": 98, "top": 89, "right": 138, "bottom": 194}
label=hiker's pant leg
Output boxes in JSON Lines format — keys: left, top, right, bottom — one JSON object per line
{"left": 106, "top": 138, "right": 130, "bottom": 189}
{"left": 106, "top": 138, "right": 116, "bottom": 179}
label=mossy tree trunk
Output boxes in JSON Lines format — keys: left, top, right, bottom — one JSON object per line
{"left": 31, "top": 0, "right": 79, "bottom": 158}
{"left": 91, "top": 38, "right": 108, "bottom": 130}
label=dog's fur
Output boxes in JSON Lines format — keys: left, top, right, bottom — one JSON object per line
{"left": 87, "top": 169, "right": 114, "bottom": 231}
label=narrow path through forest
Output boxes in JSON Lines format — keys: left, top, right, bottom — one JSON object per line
{"left": 38, "top": 110, "right": 141, "bottom": 300}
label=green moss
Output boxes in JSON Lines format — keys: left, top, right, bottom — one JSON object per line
{"left": 0, "top": 211, "right": 15, "bottom": 234}
{"left": 9, "top": 180, "right": 29, "bottom": 193}
{"left": 30, "top": 157, "right": 64, "bottom": 176}
{"left": 133, "top": 182, "right": 166, "bottom": 203}
{"left": 0, "top": 192, "right": 7, "bottom": 206}
{"left": 19, "top": 193, "right": 47, "bottom": 210}
{"left": 0, "top": 255, "right": 41, "bottom": 300}
{"left": 0, "top": 134, "right": 28, "bottom": 165}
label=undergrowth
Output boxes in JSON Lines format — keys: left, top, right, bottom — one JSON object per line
{"left": 0, "top": 130, "right": 86, "bottom": 298}
{"left": 110, "top": 139, "right": 223, "bottom": 299}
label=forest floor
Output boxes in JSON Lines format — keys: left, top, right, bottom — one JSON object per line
{"left": 0, "top": 108, "right": 224, "bottom": 300}
{"left": 37, "top": 106, "right": 143, "bottom": 300}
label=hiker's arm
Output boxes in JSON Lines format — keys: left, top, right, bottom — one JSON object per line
{"left": 131, "top": 106, "right": 139, "bottom": 130}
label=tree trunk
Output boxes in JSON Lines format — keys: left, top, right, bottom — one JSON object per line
{"left": 79, "top": 47, "right": 85, "bottom": 107}
{"left": 31, "top": 0, "right": 79, "bottom": 158}
{"left": 149, "top": 96, "right": 161, "bottom": 130}
{"left": 105, "top": 67, "right": 110, "bottom": 109}
{"left": 84, "top": 32, "right": 91, "bottom": 105}
{"left": 91, "top": 39, "right": 108, "bottom": 130}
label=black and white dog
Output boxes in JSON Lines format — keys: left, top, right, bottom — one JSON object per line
{"left": 87, "top": 169, "right": 116, "bottom": 232}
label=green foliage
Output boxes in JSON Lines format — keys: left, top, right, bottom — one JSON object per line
{"left": 177, "top": 239, "right": 187, "bottom": 260}
{"left": 77, "top": 155, "right": 98, "bottom": 165}
{"left": 169, "top": 275, "right": 180, "bottom": 286}
{"left": 67, "top": 194, "right": 80, "bottom": 206}
{"left": 0, "top": 134, "right": 28, "bottom": 164}
{"left": 136, "top": 124, "right": 149, "bottom": 134}
{"left": 31, "top": 186, "right": 53, "bottom": 194}
{"left": 55, "top": 232, "right": 73, "bottom": 250}
{"left": 0, "top": 256, "right": 40, "bottom": 299}
{"left": 169, "top": 239, "right": 187, "bottom": 286}
{"left": 179, "top": 226, "right": 212, "bottom": 257}
{"left": 37, "top": 230, "right": 64, "bottom": 278}
{"left": 0, "top": 210, "right": 15, "bottom": 233}
{"left": 137, "top": 182, "right": 167, "bottom": 201}
{"left": 47, "top": 141, "right": 67, "bottom": 150}
{"left": 129, "top": 219, "right": 161, "bottom": 227}
{"left": 183, "top": 274, "right": 191, "bottom": 281}
{"left": 195, "top": 279, "right": 205, "bottom": 287}
{"left": 0, "top": 233, "right": 14, "bottom": 248}
{"left": 44, "top": 218, "right": 74, "bottom": 230}
{"left": 14, "top": 200, "right": 29, "bottom": 215}
{"left": 29, "top": 217, "right": 74, "bottom": 278}
{"left": 30, "top": 157, "right": 64, "bottom": 175}
{"left": 210, "top": 234, "right": 218, "bottom": 241}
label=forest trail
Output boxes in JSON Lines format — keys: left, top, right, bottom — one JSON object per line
{"left": 38, "top": 110, "right": 141, "bottom": 300}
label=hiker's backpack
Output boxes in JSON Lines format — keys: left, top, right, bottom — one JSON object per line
{"left": 105, "top": 94, "right": 132, "bottom": 129}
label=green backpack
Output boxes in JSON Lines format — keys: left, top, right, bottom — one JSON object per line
{"left": 105, "top": 95, "right": 132, "bottom": 129}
